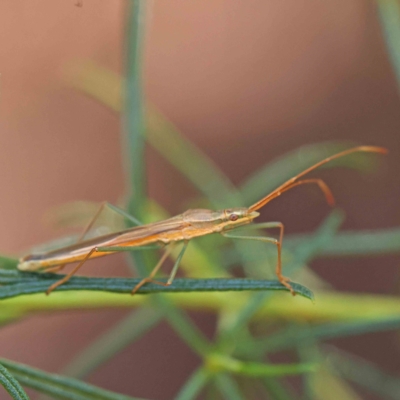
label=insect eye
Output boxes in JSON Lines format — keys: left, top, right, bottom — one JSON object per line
{"left": 229, "top": 214, "right": 239, "bottom": 222}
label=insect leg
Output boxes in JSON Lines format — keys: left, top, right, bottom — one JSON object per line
{"left": 131, "top": 241, "right": 189, "bottom": 295}
{"left": 44, "top": 202, "right": 142, "bottom": 276}
{"left": 78, "top": 202, "right": 142, "bottom": 243}
{"left": 166, "top": 241, "right": 189, "bottom": 285}
{"left": 222, "top": 222, "right": 295, "bottom": 295}
{"left": 131, "top": 245, "right": 174, "bottom": 294}
{"left": 46, "top": 247, "right": 98, "bottom": 295}
{"left": 44, "top": 243, "right": 163, "bottom": 295}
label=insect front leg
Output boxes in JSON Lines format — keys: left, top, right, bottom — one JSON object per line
{"left": 222, "top": 222, "right": 295, "bottom": 295}
{"left": 131, "top": 241, "right": 189, "bottom": 295}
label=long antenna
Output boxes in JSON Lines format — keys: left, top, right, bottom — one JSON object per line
{"left": 249, "top": 146, "right": 387, "bottom": 212}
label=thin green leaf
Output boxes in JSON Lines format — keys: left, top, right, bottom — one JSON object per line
{"left": 377, "top": 0, "right": 400, "bottom": 89}
{"left": 152, "top": 294, "right": 211, "bottom": 355}
{"left": 245, "top": 317, "right": 400, "bottom": 354}
{"left": 63, "top": 308, "right": 162, "bottom": 379}
{"left": 175, "top": 368, "right": 209, "bottom": 400}
{"left": 0, "top": 256, "right": 18, "bottom": 271}
{"left": 285, "top": 227, "right": 400, "bottom": 256}
{"left": 326, "top": 347, "right": 400, "bottom": 400}
{"left": 0, "top": 362, "right": 29, "bottom": 400}
{"left": 213, "top": 373, "right": 245, "bottom": 400}
{"left": 261, "top": 377, "right": 295, "bottom": 400}
{"left": 0, "top": 271, "right": 314, "bottom": 301}
{"left": 0, "top": 359, "right": 143, "bottom": 400}
{"left": 285, "top": 209, "right": 344, "bottom": 276}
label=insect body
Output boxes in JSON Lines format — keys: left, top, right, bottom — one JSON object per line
{"left": 19, "top": 208, "right": 257, "bottom": 271}
{"left": 18, "top": 146, "right": 387, "bottom": 295}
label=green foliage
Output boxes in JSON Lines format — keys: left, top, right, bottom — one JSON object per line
{"left": 0, "top": 359, "right": 143, "bottom": 400}
{"left": 1, "top": 1, "right": 399, "bottom": 399}
{"left": 0, "top": 363, "right": 29, "bottom": 400}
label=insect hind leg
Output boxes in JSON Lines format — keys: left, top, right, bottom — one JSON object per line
{"left": 45, "top": 247, "right": 99, "bottom": 295}
{"left": 45, "top": 243, "right": 165, "bottom": 295}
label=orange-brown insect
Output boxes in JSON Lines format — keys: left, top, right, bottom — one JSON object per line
{"left": 18, "top": 146, "right": 387, "bottom": 295}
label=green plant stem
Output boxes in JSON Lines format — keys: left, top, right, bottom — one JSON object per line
{"left": 124, "top": 0, "right": 146, "bottom": 218}
{"left": 206, "top": 354, "right": 315, "bottom": 377}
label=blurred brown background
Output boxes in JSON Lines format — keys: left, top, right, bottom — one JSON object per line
{"left": 0, "top": 0, "right": 399, "bottom": 399}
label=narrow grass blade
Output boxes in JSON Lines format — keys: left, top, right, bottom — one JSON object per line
{"left": 285, "top": 227, "right": 400, "bottom": 256}
{"left": 261, "top": 377, "right": 295, "bottom": 400}
{"left": 377, "top": 0, "right": 400, "bottom": 89}
{"left": 175, "top": 368, "right": 209, "bottom": 400}
{"left": 0, "top": 363, "right": 29, "bottom": 400}
{"left": 213, "top": 374, "right": 245, "bottom": 400}
{"left": 245, "top": 317, "right": 400, "bottom": 354}
{"left": 285, "top": 209, "right": 344, "bottom": 276}
{"left": 63, "top": 308, "right": 162, "bottom": 379}
{"left": 0, "top": 256, "right": 18, "bottom": 271}
{"left": 0, "top": 359, "right": 144, "bottom": 400}
{"left": 151, "top": 294, "right": 210, "bottom": 355}
{"left": 311, "top": 366, "right": 362, "bottom": 400}
{"left": 0, "top": 272, "right": 314, "bottom": 301}
{"left": 326, "top": 347, "right": 400, "bottom": 400}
